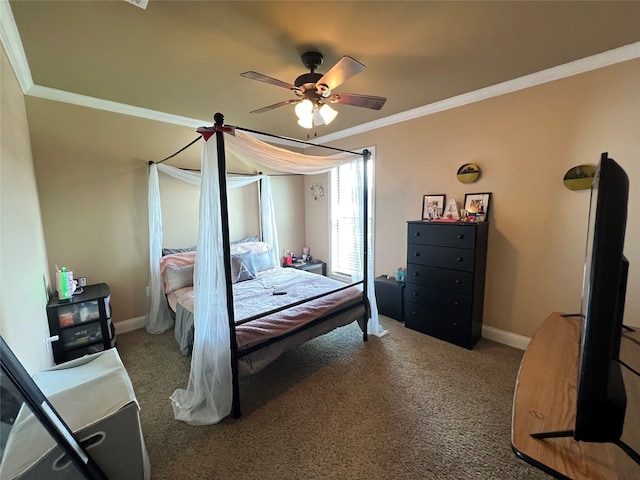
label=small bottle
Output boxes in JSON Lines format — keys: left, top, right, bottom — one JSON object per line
{"left": 60, "top": 267, "right": 69, "bottom": 298}
{"left": 396, "top": 267, "right": 403, "bottom": 282}
{"left": 476, "top": 204, "right": 486, "bottom": 222}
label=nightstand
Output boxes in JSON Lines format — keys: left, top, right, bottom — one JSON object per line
{"left": 374, "top": 275, "right": 405, "bottom": 321}
{"left": 283, "top": 260, "right": 327, "bottom": 276}
{"left": 46, "top": 283, "right": 115, "bottom": 364}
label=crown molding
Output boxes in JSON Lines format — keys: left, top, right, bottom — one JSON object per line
{"left": 1, "top": 2, "right": 638, "bottom": 147}
{"left": 27, "top": 85, "right": 208, "bottom": 128}
{"left": 313, "top": 41, "right": 640, "bottom": 146}
{"left": 0, "top": 0, "right": 33, "bottom": 93}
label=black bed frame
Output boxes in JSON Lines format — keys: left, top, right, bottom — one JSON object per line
{"left": 159, "top": 112, "right": 372, "bottom": 419}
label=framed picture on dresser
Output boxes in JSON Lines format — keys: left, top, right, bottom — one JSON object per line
{"left": 464, "top": 192, "right": 491, "bottom": 219}
{"left": 422, "top": 194, "right": 446, "bottom": 220}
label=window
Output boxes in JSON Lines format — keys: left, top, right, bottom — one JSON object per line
{"left": 329, "top": 150, "right": 374, "bottom": 278}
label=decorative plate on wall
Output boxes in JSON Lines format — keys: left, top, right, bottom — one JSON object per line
{"left": 563, "top": 164, "right": 596, "bottom": 191}
{"left": 457, "top": 163, "right": 481, "bottom": 184}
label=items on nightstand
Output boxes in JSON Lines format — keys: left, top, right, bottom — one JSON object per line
{"left": 55, "top": 266, "right": 76, "bottom": 299}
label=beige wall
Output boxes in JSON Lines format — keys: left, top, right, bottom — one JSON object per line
{"left": 159, "top": 172, "right": 305, "bottom": 257}
{"left": 0, "top": 46, "right": 52, "bottom": 372}
{"left": 306, "top": 59, "right": 639, "bottom": 338}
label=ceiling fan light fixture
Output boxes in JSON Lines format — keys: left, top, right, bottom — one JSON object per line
{"left": 295, "top": 99, "right": 313, "bottom": 120}
{"left": 294, "top": 100, "right": 338, "bottom": 129}
{"left": 318, "top": 104, "right": 338, "bottom": 125}
{"left": 297, "top": 116, "right": 314, "bottom": 129}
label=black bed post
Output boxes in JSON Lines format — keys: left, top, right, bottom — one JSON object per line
{"left": 214, "top": 112, "right": 242, "bottom": 419}
{"left": 362, "top": 149, "right": 371, "bottom": 341}
{"left": 257, "top": 172, "right": 263, "bottom": 241}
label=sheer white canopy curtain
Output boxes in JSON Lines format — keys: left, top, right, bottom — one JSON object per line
{"left": 146, "top": 129, "right": 383, "bottom": 425}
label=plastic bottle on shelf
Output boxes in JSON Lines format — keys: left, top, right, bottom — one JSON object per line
{"left": 476, "top": 204, "right": 486, "bottom": 222}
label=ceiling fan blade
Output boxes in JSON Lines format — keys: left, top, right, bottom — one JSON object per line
{"left": 240, "top": 71, "right": 297, "bottom": 91}
{"left": 316, "top": 56, "right": 365, "bottom": 91}
{"left": 328, "top": 92, "right": 387, "bottom": 110}
{"left": 249, "top": 99, "right": 299, "bottom": 114}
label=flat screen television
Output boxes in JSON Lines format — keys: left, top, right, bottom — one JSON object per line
{"left": 574, "top": 152, "right": 629, "bottom": 443}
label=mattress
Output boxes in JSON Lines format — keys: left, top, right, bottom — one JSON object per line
{"left": 167, "top": 267, "right": 366, "bottom": 375}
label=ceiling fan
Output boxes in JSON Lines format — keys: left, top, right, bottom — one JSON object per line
{"left": 240, "top": 51, "right": 387, "bottom": 129}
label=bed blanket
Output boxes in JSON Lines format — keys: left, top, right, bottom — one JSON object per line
{"left": 172, "top": 267, "right": 362, "bottom": 355}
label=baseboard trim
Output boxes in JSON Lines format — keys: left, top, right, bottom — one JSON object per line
{"left": 114, "top": 316, "right": 147, "bottom": 335}
{"left": 482, "top": 325, "right": 531, "bottom": 351}
{"left": 115, "top": 314, "right": 531, "bottom": 349}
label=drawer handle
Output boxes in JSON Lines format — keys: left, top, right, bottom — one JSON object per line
{"left": 414, "top": 232, "right": 421, "bottom": 236}
{"left": 412, "top": 292, "right": 418, "bottom": 296}
{"left": 456, "top": 257, "right": 464, "bottom": 262}
{"left": 457, "top": 234, "right": 464, "bottom": 239}
{"left": 453, "top": 301, "right": 460, "bottom": 306}
{"left": 413, "top": 252, "right": 420, "bottom": 257}
{"left": 455, "top": 279, "right": 462, "bottom": 284}
{"left": 412, "top": 272, "right": 419, "bottom": 277}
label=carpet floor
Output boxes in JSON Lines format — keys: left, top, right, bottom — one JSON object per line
{"left": 116, "top": 317, "right": 551, "bottom": 480}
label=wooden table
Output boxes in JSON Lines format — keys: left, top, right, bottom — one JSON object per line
{"left": 511, "top": 312, "right": 640, "bottom": 479}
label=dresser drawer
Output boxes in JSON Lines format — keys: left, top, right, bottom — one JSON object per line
{"left": 405, "top": 264, "right": 473, "bottom": 294}
{"left": 405, "top": 303, "right": 473, "bottom": 348}
{"left": 407, "top": 244, "right": 475, "bottom": 272}
{"left": 408, "top": 223, "right": 476, "bottom": 249}
{"left": 404, "top": 285, "right": 472, "bottom": 315}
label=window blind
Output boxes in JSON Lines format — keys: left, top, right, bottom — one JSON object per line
{"left": 330, "top": 157, "right": 374, "bottom": 276}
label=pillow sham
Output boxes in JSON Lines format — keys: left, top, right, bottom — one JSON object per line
{"left": 251, "top": 249, "right": 278, "bottom": 272}
{"left": 160, "top": 251, "right": 196, "bottom": 291}
{"left": 230, "top": 241, "right": 271, "bottom": 255}
{"left": 164, "top": 264, "right": 194, "bottom": 293}
{"left": 231, "top": 235, "right": 259, "bottom": 244}
{"left": 231, "top": 252, "right": 258, "bottom": 284}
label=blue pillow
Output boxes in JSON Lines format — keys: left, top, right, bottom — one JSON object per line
{"left": 231, "top": 252, "right": 258, "bottom": 283}
{"left": 251, "top": 249, "right": 277, "bottom": 272}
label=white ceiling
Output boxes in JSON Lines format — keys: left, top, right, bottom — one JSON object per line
{"left": 4, "top": 1, "right": 640, "bottom": 142}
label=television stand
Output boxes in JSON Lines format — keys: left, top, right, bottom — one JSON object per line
{"left": 511, "top": 312, "right": 640, "bottom": 479}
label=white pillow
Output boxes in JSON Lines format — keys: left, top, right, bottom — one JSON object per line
{"left": 230, "top": 241, "right": 271, "bottom": 255}
{"left": 164, "top": 264, "right": 194, "bottom": 293}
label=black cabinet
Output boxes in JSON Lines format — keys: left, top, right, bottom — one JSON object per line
{"left": 46, "top": 283, "right": 115, "bottom": 364}
{"left": 405, "top": 221, "right": 489, "bottom": 349}
{"left": 374, "top": 275, "right": 405, "bottom": 321}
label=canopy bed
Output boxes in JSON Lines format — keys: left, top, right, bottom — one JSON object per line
{"left": 147, "top": 113, "right": 384, "bottom": 425}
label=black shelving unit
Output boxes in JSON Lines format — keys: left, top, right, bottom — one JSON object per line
{"left": 46, "top": 283, "right": 115, "bottom": 364}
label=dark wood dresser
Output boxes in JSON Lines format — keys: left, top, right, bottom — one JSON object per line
{"left": 405, "top": 221, "right": 489, "bottom": 349}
